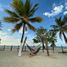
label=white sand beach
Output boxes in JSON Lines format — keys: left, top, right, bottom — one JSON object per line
{"left": 0, "top": 48, "right": 67, "bottom": 67}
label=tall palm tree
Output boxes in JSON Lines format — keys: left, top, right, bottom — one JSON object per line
{"left": 22, "top": 36, "right": 27, "bottom": 51}
{"left": 51, "top": 16, "right": 67, "bottom": 44}
{"left": 4, "top": 0, "right": 42, "bottom": 56}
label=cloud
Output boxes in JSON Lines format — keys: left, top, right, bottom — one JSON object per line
{"left": 7, "top": 29, "right": 11, "bottom": 32}
{"left": 65, "top": 2, "right": 67, "bottom": 10}
{"left": 43, "top": 5, "right": 64, "bottom": 17}
{"left": 0, "top": 4, "right": 4, "bottom": 12}
{"left": 64, "top": 11, "right": 67, "bottom": 15}
{"left": 63, "top": 2, "right": 67, "bottom": 15}
{"left": 0, "top": 31, "right": 20, "bottom": 46}
{"left": 0, "top": 30, "right": 33, "bottom": 46}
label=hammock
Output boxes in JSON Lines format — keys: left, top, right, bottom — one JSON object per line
{"left": 27, "top": 44, "right": 35, "bottom": 51}
{"left": 27, "top": 44, "right": 41, "bottom": 55}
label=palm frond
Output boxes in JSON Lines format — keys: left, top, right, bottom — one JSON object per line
{"left": 63, "top": 16, "right": 67, "bottom": 22}
{"left": 4, "top": 17, "right": 19, "bottom": 23}
{"left": 29, "top": 4, "right": 39, "bottom": 16}
{"left": 11, "top": 0, "right": 25, "bottom": 16}
{"left": 55, "top": 17, "right": 62, "bottom": 26}
{"left": 29, "top": 17, "right": 43, "bottom": 22}
{"left": 55, "top": 16, "right": 67, "bottom": 26}
{"left": 5, "top": 9, "right": 18, "bottom": 17}
{"left": 26, "top": 22, "right": 36, "bottom": 31}
{"left": 33, "top": 38, "right": 39, "bottom": 43}
{"left": 12, "top": 22, "right": 23, "bottom": 32}
{"left": 51, "top": 25, "right": 58, "bottom": 29}
{"left": 24, "top": 0, "right": 31, "bottom": 15}
{"left": 62, "top": 26, "right": 67, "bottom": 32}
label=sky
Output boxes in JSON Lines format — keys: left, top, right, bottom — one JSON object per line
{"left": 0, "top": 0, "right": 67, "bottom": 46}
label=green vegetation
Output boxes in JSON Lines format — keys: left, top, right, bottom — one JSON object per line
{"left": 33, "top": 27, "right": 46, "bottom": 52}
{"left": 48, "top": 30, "right": 57, "bottom": 53}
{"left": 33, "top": 27, "right": 50, "bottom": 56}
{"left": 51, "top": 16, "right": 67, "bottom": 43}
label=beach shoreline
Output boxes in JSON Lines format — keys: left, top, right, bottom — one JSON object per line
{"left": 0, "top": 48, "right": 67, "bottom": 67}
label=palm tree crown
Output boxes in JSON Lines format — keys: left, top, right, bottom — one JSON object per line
{"left": 4, "top": 0, "right": 42, "bottom": 32}
{"left": 51, "top": 16, "right": 67, "bottom": 43}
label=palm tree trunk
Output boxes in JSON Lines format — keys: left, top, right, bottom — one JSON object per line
{"left": 41, "top": 38, "right": 45, "bottom": 53}
{"left": 46, "top": 41, "right": 49, "bottom": 56}
{"left": 3, "top": 45, "right": 5, "bottom": 51}
{"left": 22, "top": 36, "right": 27, "bottom": 51}
{"left": 10, "top": 46, "right": 13, "bottom": 51}
{"left": 42, "top": 40, "right": 45, "bottom": 53}
{"left": 52, "top": 41, "right": 55, "bottom": 53}
{"left": 18, "top": 23, "right": 25, "bottom": 56}
{"left": 52, "top": 46, "right": 54, "bottom": 53}
{"left": 63, "top": 32, "right": 67, "bottom": 43}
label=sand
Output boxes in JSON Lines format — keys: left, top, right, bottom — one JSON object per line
{"left": 0, "top": 48, "right": 67, "bottom": 67}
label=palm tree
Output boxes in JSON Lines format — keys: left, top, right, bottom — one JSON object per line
{"left": 63, "top": 15, "right": 67, "bottom": 22}
{"left": 48, "top": 30, "right": 57, "bottom": 53}
{"left": 4, "top": 0, "right": 42, "bottom": 56}
{"left": 33, "top": 27, "right": 46, "bottom": 53}
{"left": 51, "top": 16, "right": 67, "bottom": 53}
{"left": 51, "top": 16, "right": 67, "bottom": 43}
{"left": 44, "top": 32, "right": 50, "bottom": 56}
{"left": 22, "top": 36, "right": 27, "bottom": 51}
{"left": 33, "top": 27, "right": 50, "bottom": 56}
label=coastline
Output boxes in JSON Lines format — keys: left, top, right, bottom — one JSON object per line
{"left": 0, "top": 48, "right": 67, "bottom": 67}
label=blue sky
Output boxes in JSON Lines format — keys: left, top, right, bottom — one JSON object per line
{"left": 0, "top": 0, "right": 67, "bottom": 46}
